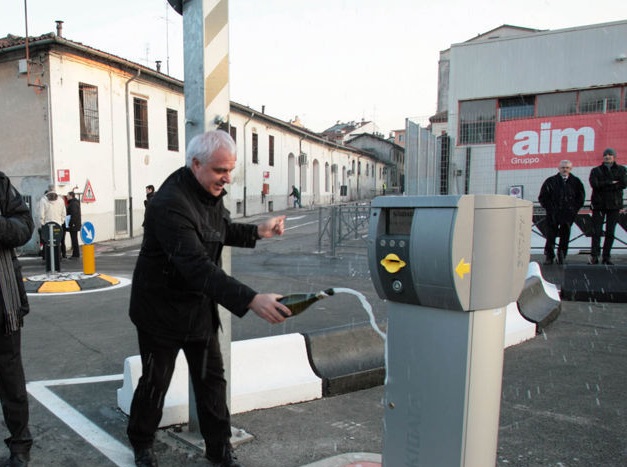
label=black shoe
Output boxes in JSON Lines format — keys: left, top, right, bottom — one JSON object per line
{"left": 134, "top": 448, "right": 158, "bottom": 467}
{"left": 588, "top": 255, "right": 599, "bottom": 265}
{"left": 206, "top": 446, "right": 242, "bottom": 467}
{"left": 7, "top": 452, "right": 29, "bottom": 467}
{"left": 602, "top": 258, "right": 614, "bottom": 265}
{"left": 543, "top": 257, "right": 554, "bottom": 265}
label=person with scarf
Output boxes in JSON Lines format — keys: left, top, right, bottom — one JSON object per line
{"left": 0, "top": 172, "right": 34, "bottom": 467}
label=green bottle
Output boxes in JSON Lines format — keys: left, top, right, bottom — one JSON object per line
{"left": 277, "top": 288, "right": 335, "bottom": 317}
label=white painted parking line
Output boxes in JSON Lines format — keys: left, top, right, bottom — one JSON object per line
{"left": 27, "top": 375, "right": 134, "bottom": 467}
{"left": 285, "top": 220, "right": 318, "bottom": 231}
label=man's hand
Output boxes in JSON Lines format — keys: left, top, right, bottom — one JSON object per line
{"left": 248, "top": 293, "right": 291, "bottom": 323}
{"left": 257, "top": 215, "right": 286, "bottom": 238}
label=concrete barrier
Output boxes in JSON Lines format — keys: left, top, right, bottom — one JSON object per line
{"left": 118, "top": 334, "right": 322, "bottom": 421}
{"left": 302, "top": 323, "right": 387, "bottom": 397}
{"left": 561, "top": 263, "right": 627, "bottom": 302}
{"left": 230, "top": 334, "right": 321, "bottom": 414}
{"left": 118, "top": 264, "right": 556, "bottom": 416}
{"left": 117, "top": 351, "right": 189, "bottom": 428}
{"left": 517, "top": 262, "right": 561, "bottom": 332}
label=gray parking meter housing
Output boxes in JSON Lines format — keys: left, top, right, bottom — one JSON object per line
{"left": 368, "top": 195, "right": 532, "bottom": 311}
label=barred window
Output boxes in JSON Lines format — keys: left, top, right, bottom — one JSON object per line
{"left": 133, "top": 97, "right": 149, "bottom": 149}
{"left": 230, "top": 126, "right": 237, "bottom": 143}
{"left": 536, "top": 92, "right": 577, "bottom": 117}
{"left": 579, "top": 87, "right": 620, "bottom": 113}
{"left": 498, "top": 95, "right": 535, "bottom": 121}
{"left": 269, "top": 135, "right": 275, "bottom": 166}
{"left": 459, "top": 99, "right": 496, "bottom": 144}
{"left": 166, "top": 108, "right": 179, "bottom": 151}
{"left": 79, "top": 83, "right": 99, "bottom": 142}
{"left": 252, "top": 132, "right": 258, "bottom": 164}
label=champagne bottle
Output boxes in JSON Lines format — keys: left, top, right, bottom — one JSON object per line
{"left": 277, "top": 288, "right": 335, "bottom": 317}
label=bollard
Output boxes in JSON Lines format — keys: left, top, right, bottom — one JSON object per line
{"left": 82, "top": 244, "right": 96, "bottom": 275}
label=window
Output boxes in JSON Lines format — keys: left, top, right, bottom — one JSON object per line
{"left": 166, "top": 108, "right": 178, "bottom": 151}
{"left": 133, "top": 97, "right": 149, "bottom": 149}
{"left": 252, "top": 132, "right": 258, "bottom": 164}
{"left": 79, "top": 83, "right": 99, "bottom": 142}
{"left": 229, "top": 126, "right": 237, "bottom": 143}
{"left": 498, "top": 95, "right": 535, "bottom": 121}
{"left": 269, "top": 135, "right": 275, "bottom": 166}
{"left": 536, "top": 92, "right": 577, "bottom": 117}
{"left": 579, "top": 87, "right": 620, "bottom": 113}
{"left": 459, "top": 99, "right": 496, "bottom": 144}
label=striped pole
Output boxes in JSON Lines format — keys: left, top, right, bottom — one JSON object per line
{"left": 170, "top": 0, "right": 233, "bottom": 434}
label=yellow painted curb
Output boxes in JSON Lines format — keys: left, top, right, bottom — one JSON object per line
{"left": 38, "top": 281, "right": 81, "bottom": 293}
{"left": 97, "top": 274, "right": 121, "bottom": 285}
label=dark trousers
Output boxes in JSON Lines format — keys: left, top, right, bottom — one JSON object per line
{"left": 591, "top": 209, "right": 620, "bottom": 259}
{"left": 0, "top": 331, "right": 32, "bottom": 454}
{"left": 127, "top": 330, "right": 231, "bottom": 452}
{"left": 543, "top": 219, "right": 573, "bottom": 259}
{"left": 68, "top": 230, "right": 80, "bottom": 257}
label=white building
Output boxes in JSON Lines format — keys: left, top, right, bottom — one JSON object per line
{"left": 430, "top": 20, "right": 627, "bottom": 201}
{"left": 0, "top": 29, "right": 382, "bottom": 251}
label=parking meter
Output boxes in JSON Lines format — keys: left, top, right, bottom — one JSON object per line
{"left": 368, "top": 195, "right": 532, "bottom": 467}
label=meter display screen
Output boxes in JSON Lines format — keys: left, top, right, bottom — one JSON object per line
{"left": 387, "top": 208, "right": 414, "bottom": 235}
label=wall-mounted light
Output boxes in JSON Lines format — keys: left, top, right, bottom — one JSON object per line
{"left": 214, "top": 115, "right": 225, "bottom": 125}
{"left": 616, "top": 53, "right": 627, "bottom": 62}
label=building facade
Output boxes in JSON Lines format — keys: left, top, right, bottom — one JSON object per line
{"left": 430, "top": 20, "right": 627, "bottom": 202}
{"left": 0, "top": 30, "right": 382, "bottom": 251}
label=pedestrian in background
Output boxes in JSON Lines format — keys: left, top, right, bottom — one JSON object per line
{"left": 289, "top": 185, "right": 301, "bottom": 208}
{"left": 538, "top": 160, "right": 585, "bottom": 265}
{"left": 0, "top": 172, "right": 34, "bottom": 467}
{"left": 144, "top": 185, "right": 155, "bottom": 208}
{"left": 588, "top": 148, "right": 627, "bottom": 265}
{"left": 39, "top": 186, "right": 66, "bottom": 262}
{"left": 66, "top": 192, "right": 81, "bottom": 259}
{"left": 126, "top": 130, "right": 291, "bottom": 467}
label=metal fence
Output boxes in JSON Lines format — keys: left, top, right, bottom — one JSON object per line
{"left": 317, "top": 203, "right": 372, "bottom": 256}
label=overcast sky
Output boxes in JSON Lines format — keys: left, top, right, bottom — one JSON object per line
{"left": 2, "top": 0, "right": 626, "bottom": 134}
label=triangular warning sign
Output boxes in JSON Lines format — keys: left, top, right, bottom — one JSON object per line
{"left": 83, "top": 179, "right": 96, "bottom": 203}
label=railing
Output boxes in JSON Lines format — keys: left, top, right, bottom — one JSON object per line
{"left": 317, "top": 203, "right": 372, "bottom": 256}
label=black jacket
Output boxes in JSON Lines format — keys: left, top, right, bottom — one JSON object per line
{"left": 129, "top": 167, "right": 259, "bottom": 339}
{"left": 538, "top": 173, "right": 585, "bottom": 224}
{"left": 589, "top": 162, "right": 627, "bottom": 210}
{"left": 0, "top": 172, "right": 34, "bottom": 324}
{"left": 66, "top": 198, "right": 81, "bottom": 232}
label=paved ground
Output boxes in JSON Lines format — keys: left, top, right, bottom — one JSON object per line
{"left": 12, "top": 223, "right": 627, "bottom": 467}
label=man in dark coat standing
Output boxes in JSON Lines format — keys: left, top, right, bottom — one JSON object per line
{"left": 538, "top": 160, "right": 585, "bottom": 265}
{"left": 0, "top": 172, "right": 34, "bottom": 466}
{"left": 66, "top": 192, "right": 81, "bottom": 259}
{"left": 588, "top": 147, "right": 627, "bottom": 265}
{"left": 126, "top": 130, "right": 292, "bottom": 467}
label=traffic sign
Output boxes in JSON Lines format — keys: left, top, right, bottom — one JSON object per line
{"left": 83, "top": 179, "right": 96, "bottom": 203}
{"left": 81, "top": 221, "right": 95, "bottom": 244}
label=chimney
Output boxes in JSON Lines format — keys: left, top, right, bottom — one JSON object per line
{"left": 155, "top": 60, "right": 162, "bottom": 72}
{"left": 261, "top": 105, "right": 265, "bottom": 114}
{"left": 55, "top": 20, "right": 64, "bottom": 38}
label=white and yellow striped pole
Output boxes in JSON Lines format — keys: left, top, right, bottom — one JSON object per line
{"left": 168, "top": 0, "right": 232, "bottom": 433}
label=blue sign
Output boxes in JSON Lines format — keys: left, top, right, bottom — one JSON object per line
{"left": 81, "top": 222, "right": 95, "bottom": 244}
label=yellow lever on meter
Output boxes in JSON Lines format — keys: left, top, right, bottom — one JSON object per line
{"left": 380, "top": 253, "right": 407, "bottom": 274}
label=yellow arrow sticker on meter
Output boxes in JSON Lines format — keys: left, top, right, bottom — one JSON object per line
{"left": 455, "top": 258, "right": 471, "bottom": 279}
{"left": 380, "top": 253, "right": 407, "bottom": 274}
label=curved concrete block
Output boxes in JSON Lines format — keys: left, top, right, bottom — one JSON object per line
{"left": 517, "top": 262, "right": 561, "bottom": 332}
{"left": 303, "top": 322, "right": 386, "bottom": 397}
{"left": 504, "top": 301, "right": 536, "bottom": 348}
{"left": 231, "top": 334, "right": 322, "bottom": 414}
{"left": 117, "top": 351, "right": 189, "bottom": 427}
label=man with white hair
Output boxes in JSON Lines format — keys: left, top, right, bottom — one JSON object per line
{"left": 127, "top": 130, "right": 292, "bottom": 467}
